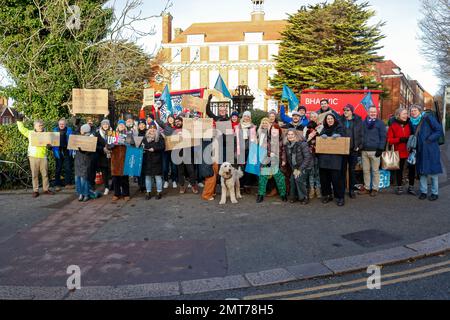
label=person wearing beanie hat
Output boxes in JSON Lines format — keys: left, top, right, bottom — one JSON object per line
{"left": 52, "top": 117, "right": 75, "bottom": 192}
{"left": 142, "top": 122, "right": 165, "bottom": 200}
{"left": 268, "top": 109, "right": 278, "bottom": 124}
{"left": 95, "top": 118, "right": 113, "bottom": 196}
{"left": 237, "top": 109, "right": 257, "bottom": 194}
{"left": 280, "top": 104, "right": 309, "bottom": 129}
{"left": 110, "top": 119, "right": 131, "bottom": 202}
{"left": 340, "top": 104, "right": 363, "bottom": 199}
{"left": 74, "top": 124, "right": 96, "bottom": 202}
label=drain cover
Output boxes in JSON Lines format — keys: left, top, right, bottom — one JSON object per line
{"left": 342, "top": 229, "right": 402, "bottom": 248}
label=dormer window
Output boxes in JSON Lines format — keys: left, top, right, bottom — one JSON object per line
{"left": 244, "top": 32, "right": 263, "bottom": 42}
{"left": 187, "top": 34, "right": 205, "bottom": 44}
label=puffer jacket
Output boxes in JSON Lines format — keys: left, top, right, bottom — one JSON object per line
{"left": 285, "top": 140, "right": 314, "bottom": 171}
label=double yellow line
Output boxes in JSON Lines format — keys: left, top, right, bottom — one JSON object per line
{"left": 244, "top": 259, "right": 450, "bottom": 300}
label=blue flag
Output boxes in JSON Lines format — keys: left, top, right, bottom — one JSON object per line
{"left": 282, "top": 84, "right": 300, "bottom": 112}
{"left": 161, "top": 84, "right": 173, "bottom": 114}
{"left": 214, "top": 74, "right": 232, "bottom": 99}
{"left": 360, "top": 92, "right": 374, "bottom": 112}
{"left": 123, "top": 146, "right": 143, "bottom": 177}
{"left": 245, "top": 142, "right": 267, "bottom": 176}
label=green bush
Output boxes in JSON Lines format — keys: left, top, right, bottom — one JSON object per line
{"left": 251, "top": 109, "right": 272, "bottom": 127}
{"left": 0, "top": 121, "right": 56, "bottom": 189}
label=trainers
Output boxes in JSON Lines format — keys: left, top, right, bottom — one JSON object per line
{"left": 82, "top": 197, "right": 89, "bottom": 202}
{"left": 123, "top": 196, "right": 131, "bottom": 202}
{"left": 145, "top": 192, "right": 152, "bottom": 200}
{"left": 163, "top": 181, "right": 169, "bottom": 189}
{"left": 358, "top": 188, "right": 371, "bottom": 195}
{"left": 191, "top": 184, "right": 199, "bottom": 194}
{"left": 187, "top": 183, "right": 192, "bottom": 189}
{"left": 104, "top": 188, "right": 110, "bottom": 196}
{"left": 172, "top": 181, "right": 178, "bottom": 189}
{"left": 156, "top": 193, "right": 162, "bottom": 200}
{"left": 44, "top": 190, "right": 55, "bottom": 195}
{"left": 112, "top": 196, "right": 120, "bottom": 202}
{"left": 179, "top": 186, "right": 186, "bottom": 194}
{"left": 418, "top": 193, "right": 427, "bottom": 200}
{"left": 370, "top": 190, "right": 378, "bottom": 197}
{"left": 198, "top": 182, "right": 205, "bottom": 188}
{"left": 55, "top": 186, "right": 62, "bottom": 192}
{"left": 429, "top": 194, "right": 439, "bottom": 201}
{"left": 78, "top": 195, "right": 84, "bottom": 202}
{"left": 407, "top": 186, "right": 416, "bottom": 196}
{"left": 395, "top": 186, "right": 404, "bottom": 195}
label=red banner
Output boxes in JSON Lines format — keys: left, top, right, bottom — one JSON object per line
{"left": 300, "top": 92, "right": 381, "bottom": 118}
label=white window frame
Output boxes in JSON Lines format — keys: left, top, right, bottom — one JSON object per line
{"left": 171, "top": 72, "right": 181, "bottom": 91}
{"left": 248, "top": 69, "right": 259, "bottom": 91}
{"left": 190, "top": 46, "right": 200, "bottom": 63}
{"left": 248, "top": 44, "right": 259, "bottom": 61}
{"left": 245, "top": 32, "right": 263, "bottom": 42}
{"left": 190, "top": 70, "right": 200, "bottom": 89}
{"left": 209, "top": 70, "right": 220, "bottom": 89}
{"left": 209, "top": 46, "right": 220, "bottom": 62}
{"left": 228, "top": 69, "right": 239, "bottom": 90}
{"left": 187, "top": 34, "right": 205, "bottom": 44}
{"left": 228, "top": 45, "right": 239, "bottom": 61}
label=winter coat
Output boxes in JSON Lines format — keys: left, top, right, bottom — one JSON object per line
{"left": 317, "top": 117, "right": 345, "bottom": 171}
{"left": 74, "top": 149, "right": 93, "bottom": 178}
{"left": 340, "top": 114, "right": 364, "bottom": 152}
{"left": 95, "top": 129, "right": 112, "bottom": 168}
{"left": 415, "top": 114, "right": 443, "bottom": 175}
{"left": 258, "top": 128, "right": 286, "bottom": 170}
{"left": 280, "top": 105, "right": 309, "bottom": 128}
{"left": 285, "top": 141, "right": 314, "bottom": 171}
{"left": 17, "top": 121, "right": 48, "bottom": 159}
{"left": 362, "top": 118, "right": 387, "bottom": 151}
{"left": 387, "top": 119, "right": 412, "bottom": 159}
{"left": 52, "top": 126, "right": 74, "bottom": 158}
{"left": 142, "top": 136, "right": 165, "bottom": 176}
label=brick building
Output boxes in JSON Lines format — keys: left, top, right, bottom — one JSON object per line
{"left": 0, "top": 97, "right": 18, "bottom": 125}
{"left": 160, "top": 0, "right": 286, "bottom": 110}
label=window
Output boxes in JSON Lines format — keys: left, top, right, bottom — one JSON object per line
{"left": 209, "top": 70, "right": 219, "bottom": 88}
{"left": 172, "top": 47, "right": 181, "bottom": 63}
{"left": 190, "top": 47, "right": 200, "bottom": 62}
{"left": 2, "top": 117, "right": 11, "bottom": 125}
{"left": 171, "top": 72, "right": 181, "bottom": 91}
{"left": 248, "top": 69, "right": 259, "bottom": 91}
{"left": 245, "top": 32, "right": 263, "bottom": 42}
{"left": 248, "top": 44, "right": 259, "bottom": 61}
{"left": 229, "top": 45, "right": 239, "bottom": 61}
{"left": 268, "top": 44, "right": 279, "bottom": 60}
{"left": 209, "top": 46, "right": 219, "bottom": 62}
{"left": 190, "top": 70, "right": 200, "bottom": 89}
{"left": 228, "top": 69, "right": 239, "bottom": 90}
{"left": 187, "top": 34, "right": 205, "bottom": 44}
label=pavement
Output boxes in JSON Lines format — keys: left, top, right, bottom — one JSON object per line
{"left": 0, "top": 133, "right": 449, "bottom": 299}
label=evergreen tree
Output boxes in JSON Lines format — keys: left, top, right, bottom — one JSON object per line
{"left": 271, "top": 0, "right": 385, "bottom": 95}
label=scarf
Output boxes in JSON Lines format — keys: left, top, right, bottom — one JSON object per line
{"left": 286, "top": 141, "right": 297, "bottom": 167}
{"left": 241, "top": 121, "right": 253, "bottom": 140}
{"left": 365, "top": 117, "right": 377, "bottom": 130}
{"left": 410, "top": 113, "right": 423, "bottom": 127}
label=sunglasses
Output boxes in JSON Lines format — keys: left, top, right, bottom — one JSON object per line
{"left": 343, "top": 109, "right": 351, "bottom": 112}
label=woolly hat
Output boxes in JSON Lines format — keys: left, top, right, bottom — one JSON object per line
{"left": 138, "top": 119, "right": 147, "bottom": 125}
{"left": 344, "top": 104, "right": 355, "bottom": 113}
{"left": 80, "top": 124, "right": 91, "bottom": 135}
{"left": 101, "top": 119, "right": 110, "bottom": 126}
{"left": 148, "top": 121, "right": 157, "bottom": 129}
{"left": 243, "top": 111, "right": 252, "bottom": 118}
{"left": 117, "top": 120, "right": 126, "bottom": 126}
{"left": 297, "top": 105, "right": 307, "bottom": 112}
{"left": 231, "top": 111, "right": 239, "bottom": 118}
{"left": 268, "top": 109, "right": 278, "bottom": 116}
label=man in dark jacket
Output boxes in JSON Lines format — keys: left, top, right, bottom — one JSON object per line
{"left": 317, "top": 99, "right": 340, "bottom": 118}
{"left": 284, "top": 111, "right": 306, "bottom": 131}
{"left": 359, "top": 106, "right": 386, "bottom": 197}
{"left": 206, "top": 94, "right": 229, "bottom": 122}
{"left": 53, "top": 118, "right": 74, "bottom": 191}
{"left": 340, "top": 104, "right": 364, "bottom": 198}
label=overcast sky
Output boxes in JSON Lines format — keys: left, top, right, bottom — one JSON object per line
{"left": 136, "top": 0, "right": 441, "bottom": 95}
{"left": 0, "top": 0, "right": 441, "bottom": 98}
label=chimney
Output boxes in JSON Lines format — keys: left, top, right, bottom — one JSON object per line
{"left": 174, "top": 28, "right": 183, "bottom": 39}
{"left": 251, "top": 0, "right": 265, "bottom": 22}
{"left": 162, "top": 13, "right": 173, "bottom": 44}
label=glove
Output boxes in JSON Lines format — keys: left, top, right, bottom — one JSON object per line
{"left": 399, "top": 137, "right": 408, "bottom": 143}
{"left": 17, "top": 114, "right": 25, "bottom": 122}
{"left": 293, "top": 169, "right": 301, "bottom": 178}
{"left": 375, "top": 149, "right": 383, "bottom": 157}
{"left": 46, "top": 144, "right": 52, "bottom": 150}
{"left": 332, "top": 134, "right": 341, "bottom": 140}
{"left": 320, "top": 134, "right": 328, "bottom": 139}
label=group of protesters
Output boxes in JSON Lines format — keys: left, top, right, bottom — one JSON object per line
{"left": 16, "top": 95, "right": 444, "bottom": 206}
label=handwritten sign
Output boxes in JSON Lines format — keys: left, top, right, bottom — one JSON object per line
{"left": 165, "top": 133, "right": 201, "bottom": 151}
{"left": 316, "top": 137, "right": 350, "bottom": 155}
{"left": 143, "top": 88, "right": 155, "bottom": 106}
{"left": 72, "top": 88, "right": 108, "bottom": 115}
{"left": 182, "top": 118, "right": 214, "bottom": 139}
{"left": 30, "top": 132, "right": 60, "bottom": 147}
{"left": 68, "top": 135, "right": 98, "bottom": 152}
{"left": 181, "top": 95, "right": 208, "bottom": 114}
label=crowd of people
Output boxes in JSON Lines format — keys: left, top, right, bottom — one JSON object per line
{"left": 16, "top": 96, "right": 445, "bottom": 206}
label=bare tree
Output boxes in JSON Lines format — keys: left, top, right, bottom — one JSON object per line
{"left": 418, "top": 0, "right": 450, "bottom": 86}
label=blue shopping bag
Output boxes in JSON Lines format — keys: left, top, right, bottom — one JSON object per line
{"left": 123, "top": 146, "right": 144, "bottom": 177}
{"left": 370, "top": 169, "right": 391, "bottom": 190}
{"left": 245, "top": 142, "right": 267, "bottom": 176}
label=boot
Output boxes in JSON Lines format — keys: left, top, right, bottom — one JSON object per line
{"left": 256, "top": 195, "right": 264, "bottom": 203}
{"left": 315, "top": 188, "right": 322, "bottom": 199}
{"left": 309, "top": 188, "right": 315, "bottom": 199}
{"left": 267, "top": 188, "right": 278, "bottom": 197}
{"left": 156, "top": 193, "right": 162, "bottom": 200}
{"left": 145, "top": 192, "right": 152, "bottom": 200}
{"left": 408, "top": 186, "right": 417, "bottom": 196}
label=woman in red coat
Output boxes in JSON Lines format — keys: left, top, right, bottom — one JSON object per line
{"left": 387, "top": 108, "right": 416, "bottom": 195}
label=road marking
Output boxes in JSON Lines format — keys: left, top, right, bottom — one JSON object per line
{"left": 285, "top": 267, "right": 450, "bottom": 300}
{"left": 244, "top": 259, "right": 450, "bottom": 300}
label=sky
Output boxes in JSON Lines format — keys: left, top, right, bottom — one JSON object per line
{"left": 0, "top": 0, "right": 441, "bottom": 101}
{"left": 135, "top": 0, "right": 440, "bottom": 95}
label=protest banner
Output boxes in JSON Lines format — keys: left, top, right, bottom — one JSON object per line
{"left": 143, "top": 88, "right": 155, "bottom": 106}
{"left": 315, "top": 137, "right": 350, "bottom": 155}
{"left": 123, "top": 146, "right": 143, "bottom": 177}
{"left": 182, "top": 118, "right": 214, "bottom": 139}
{"left": 72, "top": 88, "right": 108, "bottom": 115}
{"left": 68, "top": 135, "right": 98, "bottom": 152}
{"left": 165, "top": 133, "right": 201, "bottom": 151}
{"left": 181, "top": 95, "right": 207, "bottom": 114}
{"left": 30, "top": 132, "right": 60, "bottom": 147}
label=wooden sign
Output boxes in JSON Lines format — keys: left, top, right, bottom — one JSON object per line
{"left": 143, "top": 88, "right": 155, "bottom": 106}
{"left": 215, "top": 121, "right": 233, "bottom": 136}
{"left": 181, "top": 95, "right": 207, "bottom": 114}
{"left": 72, "top": 88, "right": 108, "bottom": 115}
{"left": 182, "top": 118, "right": 214, "bottom": 139}
{"left": 316, "top": 137, "right": 350, "bottom": 155}
{"left": 68, "top": 135, "right": 98, "bottom": 152}
{"left": 30, "top": 132, "right": 60, "bottom": 147}
{"left": 164, "top": 133, "right": 201, "bottom": 151}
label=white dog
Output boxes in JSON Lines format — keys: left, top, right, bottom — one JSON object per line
{"left": 219, "top": 162, "right": 244, "bottom": 205}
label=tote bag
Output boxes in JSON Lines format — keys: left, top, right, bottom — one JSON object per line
{"left": 381, "top": 145, "right": 400, "bottom": 170}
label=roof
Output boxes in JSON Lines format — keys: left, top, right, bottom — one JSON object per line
{"left": 0, "top": 106, "right": 17, "bottom": 118}
{"left": 170, "top": 20, "right": 287, "bottom": 43}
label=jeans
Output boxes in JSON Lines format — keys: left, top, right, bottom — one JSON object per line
{"left": 163, "top": 151, "right": 178, "bottom": 182}
{"left": 75, "top": 176, "right": 90, "bottom": 197}
{"left": 290, "top": 169, "right": 310, "bottom": 201}
{"left": 419, "top": 174, "right": 439, "bottom": 195}
{"left": 307, "top": 157, "right": 321, "bottom": 189}
{"left": 145, "top": 175, "right": 163, "bottom": 193}
{"left": 362, "top": 151, "right": 381, "bottom": 191}
{"left": 55, "top": 149, "right": 73, "bottom": 186}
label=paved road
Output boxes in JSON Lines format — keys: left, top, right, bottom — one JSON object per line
{"left": 171, "top": 254, "right": 449, "bottom": 300}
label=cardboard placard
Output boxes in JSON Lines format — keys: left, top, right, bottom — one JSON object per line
{"left": 315, "top": 137, "right": 350, "bottom": 155}
{"left": 72, "top": 88, "right": 109, "bottom": 115}
{"left": 68, "top": 135, "right": 98, "bottom": 152}
{"left": 181, "top": 95, "right": 208, "bottom": 114}
{"left": 164, "top": 134, "right": 201, "bottom": 151}
{"left": 143, "top": 88, "right": 155, "bottom": 106}
{"left": 30, "top": 132, "right": 60, "bottom": 147}
{"left": 215, "top": 121, "right": 233, "bottom": 136}
{"left": 182, "top": 118, "right": 214, "bottom": 139}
